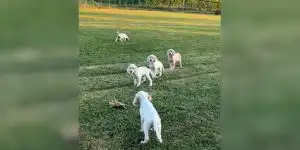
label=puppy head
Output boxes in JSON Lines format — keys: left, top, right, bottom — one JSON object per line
{"left": 127, "top": 64, "right": 137, "bottom": 74}
{"left": 133, "top": 91, "right": 152, "bottom": 106}
{"left": 167, "top": 49, "right": 176, "bottom": 58}
{"left": 147, "top": 55, "right": 157, "bottom": 63}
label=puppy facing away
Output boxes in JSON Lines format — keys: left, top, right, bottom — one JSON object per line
{"left": 126, "top": 64, "right": 155, "bottom": 87}
{"left": 115, "top": 31, "right": 129, "bottom": 43}
{"left": 133, "top": 91, "right": 162, "bottom": 144}
{"left": 167, "top": 49, "right": 182, "bottom": 70}
{"left": 147, "top": 55, "right": 164, "bottom": 77}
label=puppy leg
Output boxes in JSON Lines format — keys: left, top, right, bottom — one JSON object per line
{"left": 132, "top": 94, "right": 138, "bottom": 106}
{"left": 155, "top": 121, "right": 163, "bottom": 143}
{"left": 153, "top": 70, "right": 158, "bottom": 78}
{"left": 141, "top": 76, "right": 146, "bottom": 84}
{"left": 153, "top": 68, "right": 157, "bottom": 76}
{"left": 136, "top": 76, "right": 142, "bottom": 87}
{"left": 156, "top": 68, "right": 159, "bottom": 77}
{"left": 140, "top": 117, "right": 144, "bottom": 132}
{"left": 179, "top": 57, "right": 182, "bottom": 68}
{"left": 150, "top": 67, "right": 156, "bottom": 78}
{"left": 115, "top": 37, "right": 119, "bottom": 42}
{"left": 173, "top": 62, "right": 176, "bottom": 70}
{"left": 152, "top": 116, "right": 162, "bottom": 143}
{"left": 159, "top": 67, "right": 162, "bottom": 77}
{"left": 133, "top": 77, "right": 137, "bottom": 86}
{"left": 145, "top": 73, "right": 152, "bottom": 86}
{"left": 170, "top": 63, "right": 175, "bottom": 70}
{"left": 141, "top": 122, "right": 150, "bottom": 144}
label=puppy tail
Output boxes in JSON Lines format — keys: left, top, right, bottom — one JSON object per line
{"left": 116, "top": 31, "right": 120, "bottom": 34}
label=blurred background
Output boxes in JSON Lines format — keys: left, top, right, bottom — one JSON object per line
{"left": 223, "top": 0, "right": 300, "bottom": 150}
{"left": 0, "top": 0, "right": 78, "bottom": 150}
{"left": 1, "top": 0, "right": 300, "bottom": 149}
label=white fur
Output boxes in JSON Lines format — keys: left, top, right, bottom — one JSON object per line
{"left": 115, "top": 32, "right": 129, "bottom": 43}
{"left": 126, "top": 64, "right": 154, "bottom": 87}
{"left": 167, "top": 49, "right": 182, "bottom": 70}
{"left": 147, "top": 55, "right": 164, "bottom": 77}
{"left": 133, "top": 91, "right": 162, "bottom": 144}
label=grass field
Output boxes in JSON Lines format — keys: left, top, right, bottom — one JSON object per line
{"left": 79, "top": 8, "right": 221, "bottom": 149}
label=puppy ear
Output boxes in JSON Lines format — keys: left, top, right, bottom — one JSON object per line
{"left": 148, "top": 95, "right": 152, "bottom": 101}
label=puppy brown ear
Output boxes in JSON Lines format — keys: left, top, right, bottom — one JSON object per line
{"left": 148, "top": 95, "right": 152, "bottom": 101}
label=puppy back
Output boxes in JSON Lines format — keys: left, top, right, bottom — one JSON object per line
{"left": 173, "top": 53, "right": 181, "bottom": 59}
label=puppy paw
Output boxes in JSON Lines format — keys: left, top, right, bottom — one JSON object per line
{"left": 140, "top": 140, "right": 148, "bottom": 144}
{"left": 158, "top": 139, "right": 163, "bottom": 143}
{"left": 140, "top": 129, "right": 143, "bottom": 132}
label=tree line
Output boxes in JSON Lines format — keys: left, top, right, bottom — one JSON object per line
{"left": 82, "top": 0, "right": 221, "bottom": 14}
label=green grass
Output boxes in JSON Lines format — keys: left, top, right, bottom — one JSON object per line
{"left": 79, "top": 8, "right": 221, "bottom": 149}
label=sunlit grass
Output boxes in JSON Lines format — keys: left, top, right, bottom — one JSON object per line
{"left": 80, "top": 24, "right": 220, "bottom": 35}
{"left": 80, "top": 15, "right": 220, "bottom": 27}
{"left": 80, "top": 8, "right": 220, "bottom": 21}
{"left": 79, "top": 8, "right": 220, "bottom": 36}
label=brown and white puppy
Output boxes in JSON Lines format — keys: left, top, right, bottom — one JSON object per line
{"left": 167, "top": 49, "right": 182, "bottom": 70}
{"left": 133, "top": 91, "right": 162, "bottom": 144}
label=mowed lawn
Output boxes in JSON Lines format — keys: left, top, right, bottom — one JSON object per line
{"left": 79, "top": 8, "right": 221, "bottom": 150}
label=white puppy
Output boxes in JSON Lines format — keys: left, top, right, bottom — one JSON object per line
{"left": 126, "top": 64, "right": 154, "bottom": 87}
{"left": 133, "top": 91, "right": 162, "bottom": 144}
{"left": 167, "top": 49, "right": 182, "bottom": 70}
{"left": 115, "top": 31, "right": 129, "bottom": 43}
{"left": 147, "top": 55, "right": 164, "bottom": 77}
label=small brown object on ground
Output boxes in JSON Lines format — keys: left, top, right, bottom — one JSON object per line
{"left": 109, "top": 100, "right": 125, "bottom": 109}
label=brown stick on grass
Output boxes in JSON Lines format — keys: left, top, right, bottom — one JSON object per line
{"left": 109, "top": 100, "right": 125, "bottom": 109}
